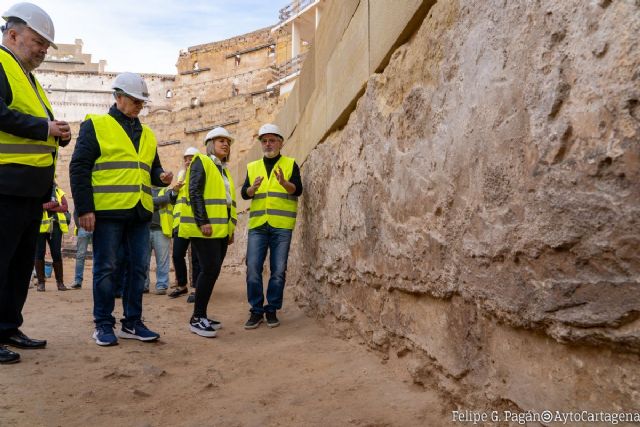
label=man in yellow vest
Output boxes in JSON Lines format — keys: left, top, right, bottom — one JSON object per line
{"left": 70, "top": 72, "right": 173, "bottom": 347}
{"left": 241, "top": 124, "right": 303, "bottom": 329}
{"left": 0, "top": 3, "right": 71, "bottom": 364}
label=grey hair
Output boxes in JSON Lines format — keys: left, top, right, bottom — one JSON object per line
{"left": 1, "top": 19, "right": 26, "bottom": 35}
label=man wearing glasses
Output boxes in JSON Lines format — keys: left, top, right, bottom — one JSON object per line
{"left": 70, "top": 72, "right": 173, "bottom": 346}
{"left": 241, "top": 124, "right": 303, "bottom": 329}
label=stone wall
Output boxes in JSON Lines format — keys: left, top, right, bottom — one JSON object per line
{"left": 261, "top": 0, "right": 640, "bottom": 414}
{"left": 172, "top": 27, "right": 281, "bottom": 111}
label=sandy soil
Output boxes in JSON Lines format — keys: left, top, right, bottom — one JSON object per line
{"left": 0, "top": 259, "right": 448, "bottom": 427}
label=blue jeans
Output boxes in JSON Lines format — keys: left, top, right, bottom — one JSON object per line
{"left": 92, "top": 219, "right": 150, "bottom": 327}
{"left": 246, "top": 224, "right": 292, "bottom": 314}
{"left": 74, "top": 227, "right": 92, "bottom": 285}
{"left": 145, "top": 228, "right": 170, "bottom": 290}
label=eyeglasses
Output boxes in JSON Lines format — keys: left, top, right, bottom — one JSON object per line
{"left": 260, "top": 138, "right": 280, "bottom": 145}
{"left": 124, "top": 94, "right": 147, "bottom": 106}
{"left": 116, "top": 91, "right": 147, "bottom": 106}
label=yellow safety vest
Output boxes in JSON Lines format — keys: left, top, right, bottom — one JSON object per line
{"left": 176, "top": 153, "right": 237, "bottom": 239}
{"left": 40, "top": 187, "right": 69, "bottom": 233}
{"left": 0, "top": 48, "right": 57, "bottom": 167}
{"left": 88, "top": 114, "right": 156, "bottom": 213}
{"left": 172, "top": 184, "right": 187, "bottom": 234}
{"left": 157, "top": 187, "right": 174, "bottom": 237}
{"left": 248, "top": 156, "right": 298, "bottom": 230}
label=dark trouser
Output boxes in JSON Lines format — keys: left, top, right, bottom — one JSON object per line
{"left": 0, "top": 195, "right": 42, "bottom": 334}
{"left": 172, "top": 236, "right": 201, "bottom": 287}
{"left": 191, "top": 237, "right": 228, "bottom": 319}
{"left": 92, "top": 218, "right": 149, "bottom": 327}
{"left": 35, "top": 226, "right": 63, "bottom": 262}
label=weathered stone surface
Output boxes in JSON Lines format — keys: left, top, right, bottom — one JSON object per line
{"left": 285, "top": 0, "right": 640, "bottom": 409}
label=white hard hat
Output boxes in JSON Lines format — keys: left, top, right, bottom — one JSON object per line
{"left": 204, "top": 127, "right": 234, "bottom": 145}
{"left": 258, "top": 123, "right": 283, "bottom": 140}
{"left": 2, "top": 2, "right": 56, "bottom": 49}
{"left": 183, "top": 146, "right": 199, "bottom": 157}
{"left": 112, "top": 72, "right": 150, "bottom": 102}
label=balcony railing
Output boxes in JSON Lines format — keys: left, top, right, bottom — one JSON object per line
{"left": 278, "top": 0, "right": 317, "bottom": 23}
{"left": 270, "top": 52, "right": 307, "bottom": 82}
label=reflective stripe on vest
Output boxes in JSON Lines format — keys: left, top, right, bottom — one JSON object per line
{"left": 88, "top": 114, "right": 157, "bottom": 213}
{"left": 247, "top": 156, "right": 298, "bottom": 230}
{"left": 0, "top": 48, "right": 57, "bottom": 167}
{"left": 158, "top": 188, "right": 174, "bottom": 237}
{"left": 40, "top": 187, "right": 69, "bottom": 233}
{"left": 176, "top": 153, "right": 236, "bottom": 239}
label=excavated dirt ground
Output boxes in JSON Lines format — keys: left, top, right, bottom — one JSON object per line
{"left": 0, "top": 258, "right": 449, "bottom": 427}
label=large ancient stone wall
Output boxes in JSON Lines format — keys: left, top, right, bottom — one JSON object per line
{"left": 243, "top": 0, "right": 640, "bottom": 415}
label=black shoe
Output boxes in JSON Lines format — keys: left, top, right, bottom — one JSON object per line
{"left": 265, "top": 312, "right": 280, "bottom": 328}
{"left": 189, "top": 317, "right": 217, "bottom": 338}
{"left": 1, "top": 330, "right": 47, "bottom": 349}
{"left": 168, "top": 287, "right": 188, "bottom": 298}
{"left": 70, "top": 282, "right": 81, "bottom": 289}
{"left": 143, "top": 288, "right": 149, "bottom": 294}
{"left": 0, "top": 345, "right": 20, "bottom": 364}
{"left": 114, "top": 292, "right": 122, "bottom": 299}
{"left": 186, "top": 292, "right": 195, "bottom": 303}
{"left": 244, "top": 312, "right": 263, "bottom": 330}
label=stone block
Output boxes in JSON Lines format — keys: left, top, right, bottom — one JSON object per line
{"left": 326, "top": 0, "right": 370, "bottom": 131}
{"left": 315, "top": 0, "right": 361, "bottom": 83}
{"left": 284, "top": 85, "right": 327, "bottom": 165}
{"left": 297, "top": 43, "right": 316, "bottom": 116}
{"left": 369, "top": 0, "right": 434, "bottom": 73}
{"left": 275, "top": 84, "right": 299, "bottom": 140}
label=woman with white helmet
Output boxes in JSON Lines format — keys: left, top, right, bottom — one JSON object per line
{"left": 175, "top": 127, "right": 237, "bottom": 337}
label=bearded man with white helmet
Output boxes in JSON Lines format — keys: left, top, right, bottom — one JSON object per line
{"left": 241, "top": 123, "right": 303, "bottom": 329}
{"left": 0, "top": 2, "right": 71, "bottom": 364}
{"left": 70, "top": 72, "right": 173, "bottom": 347}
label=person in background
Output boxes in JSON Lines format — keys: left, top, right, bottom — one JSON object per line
{"left": 0, "top": 3, "right": 70, "bottom": 364}
{"left": 70, "top": 72, "right": 172, "bottom": 347}
{"left": 168, "top": 147, "right": 201, "bottom": 300}
{"left": 145, "top": 182, "right": 181, "bottom": 294}
{"left": 70, "top": 210, "right": 92, "bottom": 289}
{"left": 242, "top": 124, "right": 303, "bottom": 329}
{"left": 34, "top": 183, "right": 69, "bottom": 291}
{"left": 176, "top": 128, "right": 236, "bottom": 337}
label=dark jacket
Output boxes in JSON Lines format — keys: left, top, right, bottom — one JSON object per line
{"left": 150, "top": 187, "right": 178, "bottom": 230}
{"left": 0, "top": 45, "right": 69, "bottom": 199}
{"left": 240, "top": 154, "right": 303, "bottom": 200}
{"left": 69, "top": 104, "right": 167, "bottom": 222}
{"left": 189, "top": 155, "right": 227, "bottom": 227}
